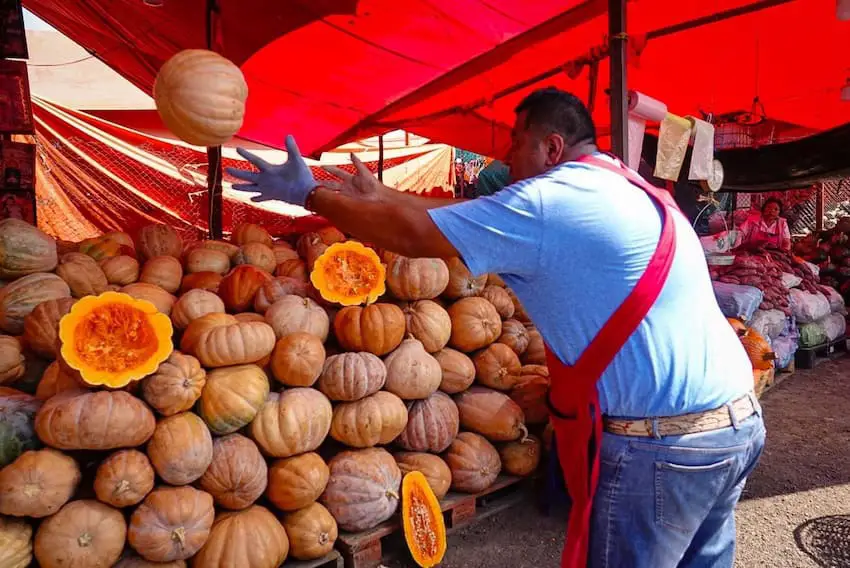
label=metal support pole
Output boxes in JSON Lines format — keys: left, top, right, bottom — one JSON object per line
{"left": 206, "top": 0, "right": 223, "bottom": 239}
{"left": 378, "top": 135, "right": 384, "bottom": 182}
{"left": 608, "top": 0, "right": 628, "bottom": 160}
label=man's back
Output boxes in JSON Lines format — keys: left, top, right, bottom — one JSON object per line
{"left": 430, "top": 155, "right": 752, "bottom": 417}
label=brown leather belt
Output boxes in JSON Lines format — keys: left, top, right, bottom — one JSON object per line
{"left": 603, "top": 392, "right": 758, "bottom": 437}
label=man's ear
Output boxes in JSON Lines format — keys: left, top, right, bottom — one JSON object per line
{"left": 545, "top": 133, "right": 566, "bottom": 166}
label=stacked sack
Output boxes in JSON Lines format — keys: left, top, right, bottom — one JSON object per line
{"left": 0, "top": 218, "right": 550, "bottom": 568}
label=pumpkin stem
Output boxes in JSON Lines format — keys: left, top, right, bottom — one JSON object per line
{"left": 114, "top": 479, "right": 131, "bottom": 495}
{"left": 387, "top": 489, "right": 400, "bottom": 500}
{"left": 171, "top": 526, "right": 186, "bottom": 547}
{"left": 319, "top": 532, "right": 329, "bottom": 546}
{"left": 77, "top": 532, "right": 93, "bottom": 547}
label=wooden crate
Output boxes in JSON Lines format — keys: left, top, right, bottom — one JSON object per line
{"left": 336, "top": 475, "right": 527, "bottom": 568}
{"left": 754, "top": 367, "right": 775, "bottom": 398}
{"left": 795, "top": 336, "right": 848, "bottom": 369}
{"left": 284, "top": 551, "right": 343, "bottom": 568}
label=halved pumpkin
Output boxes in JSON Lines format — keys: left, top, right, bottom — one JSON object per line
{"left": 58, "top": 291, "right": 174, "bottom": 388}
{"left": 401, "top": 471, "right": 447, "bottom": 568}
{"left": 310, "top": 241, "right": 386, "bottom": 306}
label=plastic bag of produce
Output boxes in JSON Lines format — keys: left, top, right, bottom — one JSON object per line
{"left": 798, "top": 321, "right": 828, "bottom": 348}
{"left": 789, "top": 289, "right": 831, "bottom": 324}
{"left": 821, "top": 313, "right": 847, "bottom": 342}
{"left": 712, "top": 282, "right": 763, "bottom": 322}
{"left": 781, "top": 272, "right": 803, "bottom": 289}
{"left": 804, "top": 261, "right": 820, "bottom": 278}
{"left": 821, "top": 286, "right": 846, "bottom": 314}
{"left": 749, "top": 309, "right": 787, "bottom": 340}
{"left": 772, "top": 335, "right": 798, "bottom": 369}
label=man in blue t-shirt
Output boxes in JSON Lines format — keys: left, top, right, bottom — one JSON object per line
{"left": 228, "top": 87, "right": 765, "bottom": 568}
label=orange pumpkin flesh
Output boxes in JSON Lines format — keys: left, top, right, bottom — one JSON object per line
{"left": 310, "top": 241, "right": 386, "bottom": 306}
{"left": 402, "top": 471, "right": 447, "bottom": 568}
{"left": 58, "top": 292, "right": 173, "bottom": 388}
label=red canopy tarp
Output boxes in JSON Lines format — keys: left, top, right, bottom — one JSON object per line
{"left": 24, "top": 0, "right": 850, "bottom": 158}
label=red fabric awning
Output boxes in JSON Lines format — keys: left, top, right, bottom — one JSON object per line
{"left": 24, "top": 0, "right": 850, "bottom": 158}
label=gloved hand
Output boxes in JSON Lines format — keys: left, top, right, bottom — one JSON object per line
{"left": 226, "top": 135, "right": 316, "bottom": 206}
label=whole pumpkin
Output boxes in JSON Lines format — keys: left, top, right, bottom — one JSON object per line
{"left": 114, "top": 552, "right": 187, "bottom": 568}
{"left": 199, "top": 364, "right": 270, "bottom": 435}
{"left": 185, "top": 248, "right": 230, "bottom": 275}
{"left": 487, "top": 273, "right": 506, "bottom": 287}
{"left": 254, "top": 276, "right": 308, "bottom": 314}
{"left": 498, "top": 319, "right": 530, "bottom": 355}
{"left": 0, "top": 388, "right": 41, "bottom": 467}
{"left": 383, "top": 338, "right": 442, "bottom": 400}
{"left": 402, "top": 300, "right": 451, "bottom": 353}
{"left": 232, "top": 223, "right": 273, "bottom": 247}
{"left": 181, "top": 313, "right": 275, "bottom": 368}
{"left": 296, "top": 232, "right": 328, "bottom": 271}
{"left": 0, "top": 219, "right": 58, "bottom": 279}
{"left": 522, "top": 328, "right": 546, "bottom": 365}
{"left": 0, "top": 515, "right": 32, "bottom": 568}
{"left": 34, "top": 500, "right": 126, "bottom": 568}
{"left": 270, "top": 332, "right": 326, "bottom": 387}
{"left": 272, "top": 242, "right": 299, "bottom": 264}
{"left": 444, "top": 432, "right": 501, "bottom": 493}
{"left": 100, "top": 255, "right": 141, "bottom": 286}
{"left": 316, "top": 226, "right": 346, "bottom": 245}
{"left": 94, "top": 449, "right": 155, "bottom": 508}
{"left": 235, "top": 242, "right": 277, "bottom": 273}
{"left": 199, "top": 434, "right": 268, "bottom": 510}
{"left": 741, "top": 328, "right": 777, "bottom": 370}
{"left": 394, "top": 452, "right": 452, "bottom": 499}
{"left": 142, "top": 351, "right": 206, "bottom": 416}
{"left": 321, "top": 448, "right": 401, "bottom": 532}
{"left": 282, "top": 503, "right": 338, "bottom": 561}
{"left": 443, "top": 258, "right": 487, "bottom": 299}
{"left": 386, "top": 256, "right": 450, "bottom": 300}
{"left": 147, "top": 412, "right": 213, "bottom": 485}
{"left": 0, "top": 272, "right": 70, "bottom": 334}
{"left": 171, "top": 289, "right": 226, "bottom": 330}
{"left": 250, "top": 388, "right": 332, "bottom": 458}
{"left": 218, "top": 265, "right": 272, "bottom": 313}
{"left": 121, "top": 282, "right": 177, "bottom": 315}
{"left": 455, "top": 386, "right": 527, "bottom": 442}
{"left": 447, "top": 297, "right": 502, "bottom": 352}
{"left": 267, "top": 452, "right": 329, "bottom": 512}
{"left": 434, "top": 348, "right": 476, "bottom": 394}
{"left": 140, "top": 256, "right": 183, "bottom": 294}
{"left": 181, "top": 272, "right": 222, "bottom": 295}
{"left": 35, "top": 389, "right": 156, "bottom": 450}
{"left": 507, "top": 288, "right": 531, "bottom": 324}
{"left": 265, "top": 295, "right": 329, "bottom": 341}
{"left": 129, "top": 486, "right": 215, "bottom": 562}
{"left": 0, "top": 448, "right": 80, "bottom": 517}
{"left": 55, "top": 252, "right": 110, "bottom": 298}
{"left": 22, "top": 297, "right": 75, "bottom": 359}
{"left": 333, "top": 303, "right": 405, "bottom": 356}
{"left": 0, "top": 335, "right": 24, "bottom": 384}
{"left": 330, "top": 391, "right": 408, "bottom": 448}
{"left": 317, "top": 351, "right": 386, "bottom": 401}
{"left": 510, "top": 367, "right": 550, "bottom": 425}
{"left": 499, "top": 435, "right": 542, "bottom": 477}
{"left": 396, "top": 391, "right": 459, "bottom": 453}
{"left": 154, "top": 49, "right": 248, "bottom": 146}
{"left": 480, "top": 285, "right": 515, "bottom": 319}
{"left": 191, "top": 505, "right": 289, "bottom": 568}
{"left": 191, "top": 239, "right": 240, "bottom": 260}
{"left": 473, "top": 343, "right": 522, "bottom": 391}
{"left": 35, "top": 362, "right": 85, "bottom": 401}
{"left": 275, "top": 258, "right": 308, "bottom": 282}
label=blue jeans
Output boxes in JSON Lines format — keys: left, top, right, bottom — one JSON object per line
{"left": 589, "top": 403, "right": 766, "bottom": 568}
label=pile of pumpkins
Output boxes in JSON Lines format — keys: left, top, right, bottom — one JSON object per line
{"left": 0, "top": 217, "right": 550, "bottom": 568}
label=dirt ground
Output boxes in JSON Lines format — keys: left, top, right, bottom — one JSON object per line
{"left": 383, "top": 357, "right": 850, "bottom": 568}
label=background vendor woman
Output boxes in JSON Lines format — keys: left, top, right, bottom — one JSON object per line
{"left": 740, "top": 198, "right": 791, "bottom": 251}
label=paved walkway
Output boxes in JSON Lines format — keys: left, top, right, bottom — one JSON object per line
{"left": 386, "top": 357, "right": 850, "bottom": 567}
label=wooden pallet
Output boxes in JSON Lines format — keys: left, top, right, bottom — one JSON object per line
{"left": 284, "top": 551, "right": 343, "bottom": 568}
{"left": 336, "top": 475, "right": 527, "bottom": 568}
{"left": 795, "top": 336, "right": 848, "bottom": 369}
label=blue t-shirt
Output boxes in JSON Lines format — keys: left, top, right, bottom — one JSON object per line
{"left": 428, "top": 154, "right": 752, "bottom": 418}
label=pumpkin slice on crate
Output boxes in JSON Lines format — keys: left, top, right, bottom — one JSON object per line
{"left": 58, "top": 291, "right": 174, "bottom": 388}
{"left": 401, "top": 471, "right": 447, "bottom": 568}
{"left": 310, "top": 241, "right": 387, "bottom": 306}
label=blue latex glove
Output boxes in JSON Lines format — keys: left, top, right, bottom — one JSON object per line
{"left": 226, "top": 135, "right": 316, "bottom": 206}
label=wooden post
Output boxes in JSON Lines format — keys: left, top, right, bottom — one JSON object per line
{"left": 206, "top": 0, "right": 223, "bottom": 239}
{"left": 608, "top": 0, "right": 628, "bottom": 160}
{"left": 378, "top": 135, "right": 384, "bottom": 182}
{"left": 816, "top": 182, "right": 825, "bottom": 233}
